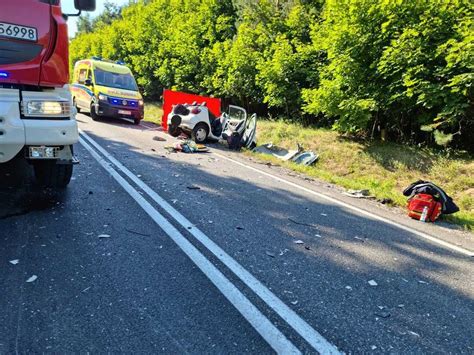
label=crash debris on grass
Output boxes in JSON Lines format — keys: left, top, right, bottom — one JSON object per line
{"left": 343, "top": 189, "right": 374, "bottom": 199}
{"left": 254, "top": 143, "right": 319, "bottom": 166}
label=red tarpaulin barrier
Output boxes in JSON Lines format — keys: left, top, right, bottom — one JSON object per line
{"left": 162, "top": 89, "right": 222, "bottom": 131}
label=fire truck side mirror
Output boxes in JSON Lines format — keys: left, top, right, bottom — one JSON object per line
{"left": 74, "top": 0, "right": 96, "bottom": 12}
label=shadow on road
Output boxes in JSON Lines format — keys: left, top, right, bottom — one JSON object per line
{"left": 0, "top": 155, "right": 68, "bottom": 220}
{"left": 79, "top": 130, "right": 474, "bottom": 352}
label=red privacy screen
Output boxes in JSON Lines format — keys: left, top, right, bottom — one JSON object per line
{"left": 162, "top": 89, "right": 222, "bottom": 131}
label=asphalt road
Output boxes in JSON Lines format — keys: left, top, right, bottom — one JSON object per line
{"left": 1, "top": 113, "right": 473, "bottom": 353}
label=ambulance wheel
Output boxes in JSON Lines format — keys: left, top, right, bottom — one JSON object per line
{"left": 192, "top": 123, "right": 209, "bottom": 143}
{"left": 34, "top": 162, "right": 73, "bottom": 188}
{"left": 90, "top": 104, "right": 100, "bottom": 121}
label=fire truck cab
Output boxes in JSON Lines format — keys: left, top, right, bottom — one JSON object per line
{"left": 0, "top": 0, "right": 95, "bottom": 187}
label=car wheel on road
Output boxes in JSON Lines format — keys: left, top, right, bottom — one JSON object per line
{"left": 134, "top": 118, "right": 141, "bottom": 125}
{"left": 90, "top": 103, "right": 100, "bottom": 121}
{"left": 34, "top": 162, "right": 73, "bottom": 188}
{"left": 192, "top": 123, "right": 209, "bottom": 143}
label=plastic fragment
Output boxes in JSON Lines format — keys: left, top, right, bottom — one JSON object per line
{"left": 368, "top": 280, "right": 378, "bottom": 286}
{"left": 265, "top": 251, "right": 276, "bottom": 258}
{"left": 293, "top": 240, "right": 304, "bottom": 244}
{"left": 9, "top": 259, "right": 19, "bottom": 265}
{"left": 98, "top": 234, "right": 111, "bottom": 239}
{"left": 26, "top": 275, "right": 38, "bottom": 283}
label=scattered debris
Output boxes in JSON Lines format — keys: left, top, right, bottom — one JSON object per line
{"left": 368, "top": 280, "right": 378, "bottom": 287}
{"left": 305, "top": 246, "right": 311, "bottom": 250}
{"left": 98, "top": 234, "right": 111, "bottom": 239}
{"left": 288, "top": 218, "right": 319, "bottom": 229}
{"left": 371, "top": 345, "right": 378, "bottom": 350}
{"left": 291, "top": 300, "right": 299, "bottom": 305}
{"left": 254, "top": 143, "right": 319, "bottom": 166}
{"left": 354, "top": 236, "right": 365, "bottom": 242}
{"left": 315, "top": 234, "right": 322, "bottom": 238}
{"left": 398, "top": 304, "right": 405, "bottom": 308}
{"left": 279, "top": 249, "right": 290, "bottom": 256}
{"left": 9, "top": 259, "right": 19, "bottom": 265}
{"left": 125, "top": 229, "right": 150, "bottom": 237}
{"left": 375, "top": 310, "right": 391, "bottom": 318}
{"left": 345, "top": 286, "right": 353, "bottom": 291}
{"left": 265, "top": 251, "right": 276, "bottom": 258}
{"left": 293, "top": 240, "right": 305, "bottom": 245}
{"left": 236, "top": 226, "right": 244, "bottom": 230}
{"left": 378, "top": 198, "right": 393, "bottom": 205}
{"left": 81, "top": 286, "right": 91, "bottom": 293}
{"left": 26, "top": 275, "right": 38, "bottom": 283}
{"left": 153, "top": 136, "right": 167, "bottom": 142}
{"left": 408, "top": 331, "right": 421, "bottom": 337}
{"left": 418, "top": 280, "right": 429, "bottom": 284}
{"left": 187, "top": 186, "right": 201, "bottom": 190}
{"left": 165, "top": 140, "right": 209, "bottom": 153}
{"left": 343, "top": 189, "right": 375, "bottom": 199}
{"left": 320, "top": 213, "right": 328, "bottom": 217}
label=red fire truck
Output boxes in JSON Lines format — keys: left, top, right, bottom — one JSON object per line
{"left": 0, "top": 0, "right": 95, "bottom": 187}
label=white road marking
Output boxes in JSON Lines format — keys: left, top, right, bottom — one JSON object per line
{"left": 79, "top": 137, "right": 301, "bottom": 355}
{"left": 212, "top": 152, "right": 474, "bottom": 257}
{"left": 80, "top": 130, "right": 340, "bottom": 354}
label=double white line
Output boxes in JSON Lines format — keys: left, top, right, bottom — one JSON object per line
{"left": 79, "top": 131, "right": 340, "bottom": 355}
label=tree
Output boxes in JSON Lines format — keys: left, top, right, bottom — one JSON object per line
{"left": 76, "top": 13, "right": 93, "bottom": 35}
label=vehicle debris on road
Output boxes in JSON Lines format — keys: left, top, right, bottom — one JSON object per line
{"left": 265, "top": 251, "right": 276, "bottom": 258}
{"left": 153, "top": 136, "right": 167, "bottom": 142}
{"left": 164, "top": 140, "right": 209, "bottom": 153}
{"left": 26, "top": 275, "right": 38, "bottom": 283}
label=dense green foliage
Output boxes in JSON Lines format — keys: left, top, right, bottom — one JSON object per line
{"left": 70, "top": 0, "right": 473, "bottom": 150}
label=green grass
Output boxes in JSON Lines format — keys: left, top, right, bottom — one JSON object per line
{"left": 250, "top": 120, "right": 474, "bottom": 231}
{"left": 143, "top": 102, "right": 163, "bottom": 125}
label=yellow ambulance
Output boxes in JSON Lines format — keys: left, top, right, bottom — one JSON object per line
{"left": 71, "top": 57, "right": 144, "bottom": 125}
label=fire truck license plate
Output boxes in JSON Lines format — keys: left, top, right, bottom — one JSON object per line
{"left": 0, "top": 22, "right": 38, "bottom": 42}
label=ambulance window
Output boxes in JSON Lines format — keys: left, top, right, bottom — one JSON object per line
{"left": 78, "top": 69, "right": 87, "bottom": 84}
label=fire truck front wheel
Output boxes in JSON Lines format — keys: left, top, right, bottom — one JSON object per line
{"left": 34, "top": 162, "right": 73, "bottom": 188}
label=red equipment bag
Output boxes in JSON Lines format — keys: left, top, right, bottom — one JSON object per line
{"left": 407, "top": 193, "right": 442, "bottom": 222}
